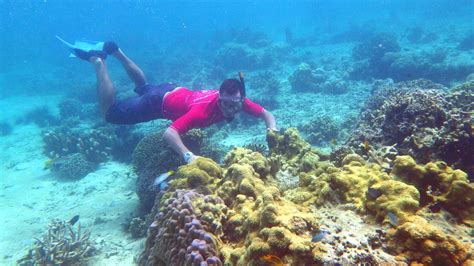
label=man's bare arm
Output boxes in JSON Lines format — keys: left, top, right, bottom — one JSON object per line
{"left": 163, "top": 127, "right": 197, "bottom": 163}
{"left": 261, "top": 110, "right": 278, "bottom": 131}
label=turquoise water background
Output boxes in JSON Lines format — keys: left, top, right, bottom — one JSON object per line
{"left": 1, "top": 0, "right": 472, "bottom": 97}
{"left": 0, "top": 0, "right": 473, "bottom": 265}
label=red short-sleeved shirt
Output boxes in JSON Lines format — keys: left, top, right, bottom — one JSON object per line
{"left": 161, "top": 87, "right": 265, "bottom": 134}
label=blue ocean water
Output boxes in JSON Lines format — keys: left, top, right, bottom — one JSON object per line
{"left": 0, "top": 0, "right": 473, "bottom": 265}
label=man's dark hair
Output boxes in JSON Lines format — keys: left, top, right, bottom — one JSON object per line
{"left": 219, "top": 78, "right": 243, "bottom": 96}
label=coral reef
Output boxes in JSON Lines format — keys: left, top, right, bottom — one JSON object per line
{"left": 328, "top": 23, "right": 376, "bottom": 44}
{"left": 364, "top": 179, "right": 420, "bottom": 224}
{"left": 129, "top": 217, "right": 148, "bottom": 239}
{"left": 223, "top": 27, "right": 270, "bottom": 48}
{"left": 288, "top": 63, "right": 324, "bottom": 92}
{"left": 242, "top": 142, "right": 268, "bottom": 156}
{"left": 352, "top": 32, "right": 400, "bottom": 62}
{"left": 289, "top": 63, "right": 348, "bottom": 94}
{"left": 381, "top": 49, "right": 472, "bottom": 84}
{"left": 214, "top": 43, "right": 273, "bottom": 71}
{"left": 48, "top": 153, "right": 95, "bottom": 180}
{"left": 248, "top": 71, "right": 282, "bottom": 110}
{"left": 388, "top": 215, "right": 472, "bottom": 265}
{"left": 169, "top": 157, "right": 224, "bottom": 193}
{"left": 132, "top": 130, "right": 184, "bottom": 212}
{"left": 274, "top": 169, "right": 299, "bottom": 192}
{"left": 391, "top": 155, "right": 474, "bottom": 225}
{"left": 16, "top": 106, "right": 59, "bottom": 128}
{"left": 139, "top": 129, "right": 473, "bottom": 265}
{"left": 342, "top": 79, "right": 474, "bottom": 177}
{"left": 132, "top": 129, "right": 222, "bottom": 213}
{"left": 350, "top": 32, "right": 401, "bottom": 80}
{"left": 351, "top": 34, "right": 473, "bottom": 83}
{"left": 298, "top": 115, "right": 340, "bottom": 145}
{"left": 139, "top": 189, "right": 223, "bottom": 266}
{"left": 406, "top": 26, "right": 438, "bottom": 44}
{"left": 43, "top": 124, "right": 140, "bottom": 164}
{"left": 58, "top": 98, "right": 88, "bottom": 120}
{"left": 17, "top": 218, "right": 94, "bottom": 265}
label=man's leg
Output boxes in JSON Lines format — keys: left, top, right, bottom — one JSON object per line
{"left": 111, "top": 49, "right": 147, "bottom": 88}
{"left": 90, "top": 57, "right": 116, "bottom": 118}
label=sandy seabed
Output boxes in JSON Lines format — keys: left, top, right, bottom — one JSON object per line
{"left": 0, "top": 96, "right": 143, "bottom": 265}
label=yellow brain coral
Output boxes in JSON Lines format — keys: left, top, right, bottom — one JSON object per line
{"left": 329, "top": 160, "right": 391, "bottom": 211}
{"left": 365, "top": 180, "right": 420, "bottom": 224}
{"left": 392, "top": 155, "right": 474, "bottom": 225}
{"left": 170, "top": 157, "right": 223, "bottom": 192}
{"left": 224, "top": 147, "right": 271, "bottom": 178}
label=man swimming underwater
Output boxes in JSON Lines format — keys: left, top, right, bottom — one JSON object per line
{"left": 73, "top": 41, "right": 278, "bottom": 163}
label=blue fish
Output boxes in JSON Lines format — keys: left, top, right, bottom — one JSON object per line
{"left": 367, "top": 187, "right": 383, "bottom": 200}
{"left": 152, "top": 171, "right": 174, "bottom": 190}
{"left": 159, "top": 181, "right": 169, "bottom": 190}
{"left": 311, "top": 229, "right": 329, "bottom": 243}
{"left": 387, "top": 211, "right": 398, "bottom": 226}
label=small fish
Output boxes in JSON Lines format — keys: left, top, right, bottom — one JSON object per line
{"left": 260, "top": 254, "right": 287, "bottom": 266}
{"left": 311, "top": 229, "right": 329, "bottom": 243}
{"left": 159, "top": 181, "right": 169, "bottom": 191}
{"left": 69, "top": 215, "right": 80, "bottom": 226}
{"left": 153, "top": 171, "right": 174, "bottom": 188}
{"left": 367, "top": 187, "right": 383, "bottom": 200}
{"left": 363, "top": 140, "right": 370, "bottom": 151}
{"left": 387, "top": 211, "right": 398, "bottom": 226}
{"left": 330, "top": 138, "right": 338, "bottom": 146}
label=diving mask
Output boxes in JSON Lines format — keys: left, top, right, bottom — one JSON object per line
{"left": 219, "top": 95, "right": 243, "bottom": 118}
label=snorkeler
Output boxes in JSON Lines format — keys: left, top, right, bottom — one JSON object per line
{"left": 64, "top": 40, "right": 278, "bottom": 163}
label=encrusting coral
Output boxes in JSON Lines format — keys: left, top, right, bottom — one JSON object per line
{"left": 139, "top": 128, "right": 473, "bottom": 265}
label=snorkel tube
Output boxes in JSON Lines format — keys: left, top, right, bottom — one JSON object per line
{"left": 238, "top": 71, "right": 246, "bottom": 99}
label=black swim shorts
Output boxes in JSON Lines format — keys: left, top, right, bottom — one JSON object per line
{"left": 105, "top": 82, "right": 177, "bottom": 124}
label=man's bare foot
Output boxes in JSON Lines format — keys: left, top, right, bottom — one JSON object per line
{"left": 89, "top": 57, "right": 103, "bottom": 64}
{"left": 103, "top": 41, "right": 119, "bottom": 55}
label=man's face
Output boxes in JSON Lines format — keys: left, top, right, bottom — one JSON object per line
{"left": 219, "top": 91, "right": 243, "bottom": 118}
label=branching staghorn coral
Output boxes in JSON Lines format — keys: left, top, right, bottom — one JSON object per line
{"left": 17, "top": 218, "right": 94, "bottom": 265}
